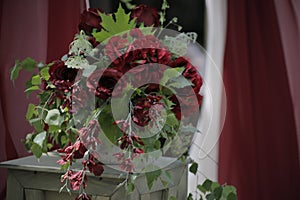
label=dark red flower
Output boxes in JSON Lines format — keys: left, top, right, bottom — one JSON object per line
{"left": 75, "top": 193, "right": 91, "bottom": 200}
{"left": 87, "top": 162, "right": 104, "bottom": 176}
{"left": 169, "top": 57, "right": 203, "bottom": 94}
{"left": 79, "top": 8, "right": 102, "bottom": 35}
{"left": 79, "top": 120, "right": 102, "bottom": 150}
{"left": 86, "top": 68, "right": 123, "bottom": 100}
{"left": 61, "top": 170, "right": 87, "bottom": 191}
{"left": 120, "top": 158, "right": 135, "bottom": 173}
{"left": 132, "top": 94, "right": 164, "bottom": 127}
{"left": 131, "top": 5, "right": 160, "bottom": 27}
{"left": 49, "top": 60, "right": 78, "bottom": 83}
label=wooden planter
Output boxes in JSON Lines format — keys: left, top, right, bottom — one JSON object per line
{"left": 0, "top": 154, "right": 188, "bottom": 200}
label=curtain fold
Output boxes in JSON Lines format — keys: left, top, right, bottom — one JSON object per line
{"left": 219, "top": 0, "right": 300, "bottom": 199}
{"left": 0, "top": 0, "right": 82, "bottom": 199}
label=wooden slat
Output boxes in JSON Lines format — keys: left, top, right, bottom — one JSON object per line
{"left": 6, "top": 170, "right": 24, "bottom": 200}
{"left": 25, "top": 189, "right": 45, "bottom": 200}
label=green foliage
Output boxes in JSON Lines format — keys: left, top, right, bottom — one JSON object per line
{"left": 92, "top": 4, "right": 136, "bottom": 43}
{"left": 189, "top": 161, "right": 198, "bottom": 175}
{"left": 10, "top": 57, "right": 37, "bottom": 81}
{"left": 188, "top": 179, "right": 237, "bottom": 200}
{"left": 145, "top": 168, "right": 162, "bottom": 190}
{"left": 126, "top": 182, "right": 135, "bottom": 194}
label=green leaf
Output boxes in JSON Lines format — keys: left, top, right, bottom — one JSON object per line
{"left": 33, "top": 131, "right": 46, "bottom": 147}
{"left": 187, "top": 193, "right": 193, "bottom": 200}
{"left": 211, "top": 182, "right": 220, "bottom": 191}
{"left": 197, "top": 185, "right": 207, "bottom": 194}
{"left": 21, "top": 57, "right": 37, "bottom": 71}
{"left": 25, "top": 86, "right": 39, "bottom": 93}
{"left": 92, "top": 3, "right": 136, "bottom": 42}
{"left": 126, "top": 182, "right": 135, "bottom": 194}
{"left": 40, "top": 67, "right": 50, "bottom": 81}
{"left": 169, "top": 196, "right": 177, "bottom": 200}
{"left": 45, "top": 109, "right": 64, "bottom": 126}
{"left": 227, "top": 193, "right": 237, "bottom": 200}
{"left": 10, "top": 60, "right": 21, "bottom": 81}
{"left": 31, "top": 143, "right": 43, "bottom": 158}
{"left": 31, "top": 75, "right": 42, "bottom": 85}
{"left": 189, "top": 162, "right": 198, "bottom": 175}
{"left": 168, "top": 76, "right": 194, "bottom": 88}
{"left": 166, "top": 113, "right": 179, "bottom": 127}
{"left": 30, "top": 118, "right": 44, "bottom": 132}
{"left": 206, "top": 193, "right": 215, "bottom": 200}
{"left": 160, "top": 67, "right": 184, "bottom": 86}
{"left": 26, "top": 104, "right": 36, "bottom": 121}
{"left": 145, "top": 169, "right": 162, "bottom": 190}
{"left": 162, "top": 170, "right": 173, "bottom": 184}
{"left": 213, "top": 186, "right": 223, "bottom": 199}
{"left": 222, "top": 186, "right": 236, "bottom": 197}
{"left": 202, "top": 179, "right": 213, "bottom": 191}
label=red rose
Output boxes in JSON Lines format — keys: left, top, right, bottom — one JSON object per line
{"left": 132, "top": 94, "right": 163, "bottom": 126}
{"left": 49, "top": 60, "right": 78, "bottom": 82}
{"left": 131, "top": 5, "right": 160, "bottom": 27}
{"left": 169, "top": 57, "right": 203, "bottom": 94}
{"left": 86, "top": 68, "right": 123, "bottom": 100}
{"left": 79, "top": 8, "right": 102, "bottom": 35}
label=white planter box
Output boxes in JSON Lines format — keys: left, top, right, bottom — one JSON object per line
{"left": 0, "top": 154, "right": 188, "bottom": 200}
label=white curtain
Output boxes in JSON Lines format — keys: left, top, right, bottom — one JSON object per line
{"left": 188, "top": 0, "right": 227, "bottom": 196}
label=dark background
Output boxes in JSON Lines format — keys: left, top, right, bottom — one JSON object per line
{"left": 90, "top": 0, "right": 206, "bottom": 45}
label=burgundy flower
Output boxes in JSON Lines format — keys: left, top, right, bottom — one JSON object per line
{"left": 169, "top": 57, "right": 203, "bottom": 94}
{"left": 61, "top": 170, "right": 87, "bottom": 191}
{"left": 79, "top": 120, "right": 102, "bottom": 150}
{"left": 132, "top": 94, "right": 163, "bottom": 127}
{"left": 69, "top": 171, "right": 87, "bottom": 190}
{"left": 131, "top": 5, "right": 160, "bottom": 27}
{"left": 79, "top": 8, "right": 102, "bottom": 35}
{"left": 49, "top": 60, "right": 78, "bottom": 82}
{"left": 57, "top": 141, "right": 87, "bottom": 165}
{"left": 120, "top": 158, "right": 135, "bottom": 173}
{"left": 87, "top": 68, "right": 123, "bottom": 100}
{"left": 72, "top": 85, "right": 89, "bottom": 112}
{"left": 75, "top": 193, "right": 91, "bottom": 200}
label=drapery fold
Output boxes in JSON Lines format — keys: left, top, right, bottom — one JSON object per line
{"left": 219, "top": 0, "right": 300, "bottom": 199}
{"left": 0, "top": 1, "right": 82, "bottom": 199}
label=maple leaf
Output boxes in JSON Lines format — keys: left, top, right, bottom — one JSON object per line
{"left": 92, "top": 4, "right": 136, "bottom": 43}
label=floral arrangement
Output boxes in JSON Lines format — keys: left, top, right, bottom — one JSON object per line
{"left": 10, "top": 0, "right": 237, "bottom": 200}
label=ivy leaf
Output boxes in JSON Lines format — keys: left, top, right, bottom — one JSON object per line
{"left": 31, "top": 143, "right": 43, "bottom": 158}
{"left": 168, "top": 76, "right": 194, "bottom": 88}
{"left": 92, "top": 3, "right": 136, "bottom": 42}
{"left": 26, "top": 104, "right": 36, "bottom": 121}
{"left": 227, "top": 193, "right": 237, "bottom": 200}
{"left": 21, "top": 57, "right": 37, "bottom": 71}
{"left": 145, "top": 168, "right": 162, "bottom": 190}
{"left": 197, "top": 185, "right": 207, "bottom": 194}
{"left": 189, "top": 162, "right": 198, "bottom": 175}
{"left": 10, "top": 60, "right": 22, "bottom": 81}
{"left": 160, "top": 67, "right": 184, "bottom": 86}
{"left": 45, "top": 109, "right": 64, "bottom": 126}
{"left": 25, "top": 86, "right": 40, "bottom": 93}
{"left": 206, "top": 193, "right": 215, "bottom": 200}
{"left": 40, "top": 67, "right": 50, "bottom": 81}
{"left": 187, "top": 193, "right": 193, "bottom": 200}
{"left": 31, "top": 75, "right": 42, "bottom": 85}
{"left": 213, "top": 186, "right": 223, "bottom": 199}
{"left": 169, "top": 196, "right": 177, "bottom": 200}
{"left": 126, "top": 182, "right": 135, "bottom": 194}
{"left": 33, "top": 131, "right": 46, "bottom": 147}
{"left": 202, "top": 179, "right": 213, "bottom": 191}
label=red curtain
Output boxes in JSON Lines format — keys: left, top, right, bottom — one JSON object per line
{"left": 219, "top": 0, "right": 300, "bottom": 199}
{"left": 0, "top": 0, "right": 82, "bottom": 199}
